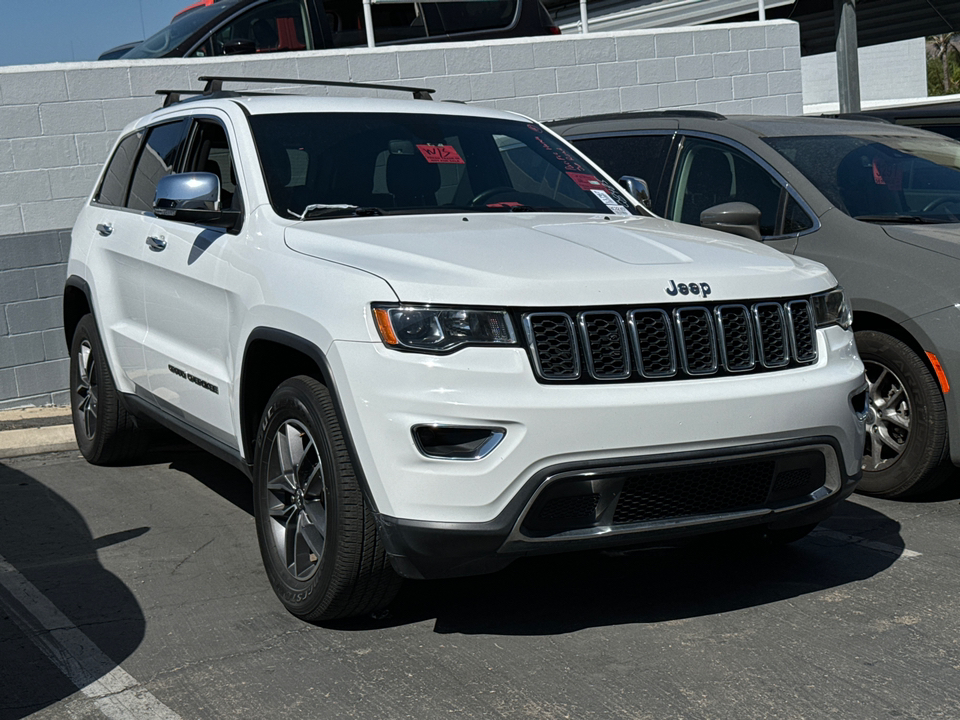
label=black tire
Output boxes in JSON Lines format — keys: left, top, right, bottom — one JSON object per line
{"left": 253, "top": 375, "right": 401, "bottom": 622}
{"left": 855, "top": 330, "right": 952, "bottom": 499}
{"left": 69, "top": 314, "right": 146, "bottom": 464}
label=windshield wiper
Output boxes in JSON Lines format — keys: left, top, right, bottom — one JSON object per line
{"left": 854, "top": 214, "right": 949, "bottom": 224}
{"left": 290, "top": 204, "right": 384, "bottom": 220}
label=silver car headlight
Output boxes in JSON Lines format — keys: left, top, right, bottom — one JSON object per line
{"left": 811, "top": 287, "right": 853, "bottom": 330}
{"left": 373, "top": 305, "right": 517, "bottom": 353}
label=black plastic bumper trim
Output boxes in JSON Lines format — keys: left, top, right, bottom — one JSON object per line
{"left": 376, "top": 436, "right": 860, "bottom": 580}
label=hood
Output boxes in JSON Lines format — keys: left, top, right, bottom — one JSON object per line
{"left": 284, "top": 213, "right": 834, "bottom": 306}
{"left": 883, "top": 223, "right": 960, "bottom": 261}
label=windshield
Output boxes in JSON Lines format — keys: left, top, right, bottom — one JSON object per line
{"left": 765, "top": 133, "right": 960, "bottom": 223}
{"left": 248, "top": 112, "right": 639, "bottom": 218}
{"left": 124, "top": 1, "right": 237, "bottom": 58}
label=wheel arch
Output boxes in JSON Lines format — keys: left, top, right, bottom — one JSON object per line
{"left": 63, "top": 275, "right": 93, "bottom": 350}
{"left": 854, "top": 310, "right": 932, "bottom": 373}
{"left": 239, "top": 328, "right": 380, "bottom": 511}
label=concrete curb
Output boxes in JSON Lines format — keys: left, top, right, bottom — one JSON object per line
{"left": 0, "top": 407, "right": 77, "bottom": 459}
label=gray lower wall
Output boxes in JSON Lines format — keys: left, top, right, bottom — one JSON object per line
{"left": 0, "top": 21, "right": 803, "bottom": 409}
{"left": 0, "top": 229, "right": 71, "bottom": 409}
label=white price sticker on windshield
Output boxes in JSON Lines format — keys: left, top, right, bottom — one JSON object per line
{"left": 592, "top": 189, "right": 630, "bottom": 215}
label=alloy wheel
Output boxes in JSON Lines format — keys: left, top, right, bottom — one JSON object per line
{"left": 265, "top": 419, "right": 327, "bottom": 581}
{"left": 863, "top": 359, "right": 911, "bottom": 472}
{"left": 75, "top": 339, "right": 99, "bottom": 440}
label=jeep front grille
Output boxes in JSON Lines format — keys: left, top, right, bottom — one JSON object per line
{"left": 521, "top": 298, "right": 818, "bottom": 383}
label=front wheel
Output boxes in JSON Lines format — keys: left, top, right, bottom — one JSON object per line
{"left": 253, "top": 375, "right": 400, "bottom": 622}
{"left": 855, "top": 330, "right": 952, "bottom": 498}
{"left": 69, "top": 314, "right": 145, "bottom": 464}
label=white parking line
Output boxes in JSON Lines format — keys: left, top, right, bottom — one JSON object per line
{"left": 0, "top": 554, "right": 182, "bottom": 720}
{"left": 811, "top": 528, "right": 922, "bottom": 558}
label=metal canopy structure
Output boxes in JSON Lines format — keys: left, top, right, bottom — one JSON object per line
{"left": 733, "top": 0, "right": 960, "bottom": 55}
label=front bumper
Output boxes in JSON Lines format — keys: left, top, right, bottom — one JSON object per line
{"left": 377, "top": 438, "right": 860, "bottom": 579}
{"left": 327, "top": 325, "right": 865, "bottom": 578}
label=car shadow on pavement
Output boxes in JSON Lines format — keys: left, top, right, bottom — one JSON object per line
{"left": 0, "top": 462, "right": 146, "bottom": 720}
{"left": 147, "top": 448, "right": 909, "bottom": 638}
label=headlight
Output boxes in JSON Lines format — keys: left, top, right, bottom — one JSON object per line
{"left": 372, "top": 305, "right": 517, "bottom": 353}
{"left": 811, "top": 287, "right": 853, "bottom": 330}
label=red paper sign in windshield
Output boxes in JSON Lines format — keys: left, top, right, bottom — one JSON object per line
{"left": 417, "top": 144, "right": 465, "bottom": 164}
{"left": 872, "top": 157, "right": 903, "bottom": 192}
{"left": 567, "top": 172, "right": 606, "bottom": 191}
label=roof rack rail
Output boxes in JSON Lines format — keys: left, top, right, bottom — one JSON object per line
{"left": 818, "top": 113, "right": 893, "bottom": 124}
{"left": 157, "top": 76, "right": 436, "bottom": 108}
{"left": 547, "top": 109, "right": 727, "bottom": 126}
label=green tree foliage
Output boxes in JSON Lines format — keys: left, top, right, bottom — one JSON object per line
{"left": 928, "top": 34, "right": 960, "bottom": 96}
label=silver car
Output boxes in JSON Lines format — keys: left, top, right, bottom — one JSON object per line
{"left": 552, "top": 113, "right": 960, "bottom": 499}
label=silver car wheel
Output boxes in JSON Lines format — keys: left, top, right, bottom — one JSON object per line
{"left": 863, "top": 359, "right": 911, "bottom": 472}
{"left": 75, "top": 339, "right": 99, "bottom": 440}
{"left": 265, "top": 419, "right": 327, "bottom": 582}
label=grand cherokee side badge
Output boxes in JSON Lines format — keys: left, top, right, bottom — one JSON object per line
{"left": 666, "top": 280, "right": 711, "bottom": 297}
{"left": 168, "top": 364, "right": 219, "bottom": 395}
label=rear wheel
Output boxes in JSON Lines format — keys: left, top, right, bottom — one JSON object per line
{"left": 253, "top": 375, "right": 400, "bottom": 622}
{"left": 69, "top": 314, "right": 145, "bottom": 464}
{"left": 855, "top": 330, "right": 952, "bottom": 498}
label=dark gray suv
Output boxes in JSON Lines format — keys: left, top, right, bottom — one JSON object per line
{"left": 551, "top": 112, "right": 960, "bottom": 499}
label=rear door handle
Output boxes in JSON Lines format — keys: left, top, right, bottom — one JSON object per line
{"left": 96, "top": 223, "right": 113, "bottom": 237}
{"left": 146, "top": 235, "right": 167, "bottom": 251}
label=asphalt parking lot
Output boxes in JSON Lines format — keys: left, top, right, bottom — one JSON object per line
{"left": 2, "top": 444, "right": 959, "bottom": 720}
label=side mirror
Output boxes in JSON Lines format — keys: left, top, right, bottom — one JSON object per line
{"left": 700, "top": 202, "right": 762, "bottom": 242}
{"left": 618, "top": 175, "right": 652, "bottom": 209}
{"left": 154, "top": 173, "right": 240, "bottom": 230}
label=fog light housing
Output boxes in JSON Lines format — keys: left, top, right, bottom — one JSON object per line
{"left": 412, "top": 425, "right": 505, "bottom": 460}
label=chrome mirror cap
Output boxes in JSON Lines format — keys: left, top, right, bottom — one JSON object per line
{"left": 618, "top": 175, "right": 652, "bottom": 209}
{"left": 154, "top": 172, "right": 221, "bottom": 214}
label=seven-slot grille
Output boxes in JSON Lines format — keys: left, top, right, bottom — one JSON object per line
{"left": 522, "top": 299, "right": 818, "bottom": 382}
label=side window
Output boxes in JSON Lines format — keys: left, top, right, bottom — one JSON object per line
{"left": 204, "top": 0, "right": 312, "bottom": 55}
{"left": 183, "top": 120, "right": 241, "bottom": 211}
{"left": 324, "top": 0, "right": 427, "bottom": 46}
{"left": 126, "top": 120, "right": 189, "bottom": 213}
{"left": 782, "top": 195, "right": 814, "bottom": 234}
{"left": 95, "top": 131, "right": 143, "bottom": 207}
{"left": 572, "top": 134, "right": 672, "bottom": 212}
{"left": 433, "top": 0, "right": 519, "bottom": 34}
{"left": 669, "top": 137, "right": 782, "bottom": 237}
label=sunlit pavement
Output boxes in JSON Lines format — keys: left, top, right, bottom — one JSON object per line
{"left": 2, "top": 445, "right": 959, "bottom": 720}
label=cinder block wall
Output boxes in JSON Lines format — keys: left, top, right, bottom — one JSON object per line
{"left": 0, "top": 21, "right": 802, "bottom": 409}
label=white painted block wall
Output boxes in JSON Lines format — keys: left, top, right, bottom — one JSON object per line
{"left": 801, "top": 38, "right": 927, "bottom": 112}
{"left": 0, "top": 20, "right": 802, "bottom": 239}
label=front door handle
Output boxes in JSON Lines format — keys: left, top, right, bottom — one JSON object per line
{"left": 146, "top": 235, "right": 167, "bottom": 251}
{"left": 96, "top": 223, "right": 113, "bottom": 237}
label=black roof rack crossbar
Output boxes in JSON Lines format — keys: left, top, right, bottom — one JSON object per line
{"left": 156, "top": 88, "right": 276, "bottom": 107}
{"left": 198, "top": 75, "right": 435, "bottom": 100}
{"left": 157, "top": 89, "right": 195, "bottom": 107}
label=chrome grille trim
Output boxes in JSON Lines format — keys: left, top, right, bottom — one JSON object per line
{"left": 785, "top": 300, "right": 818, "bottom": 364}
{"left": 578, "top": 311, "right": 631, "bottom": 380}
{"left": 627, "top": 309, "right": 677, "bottom": 378}
{"left": 673, "top": 307, "right": 718, "bottom": 376}
{"left": 753, "top": 302, "right": 790, "bottom": 368}
{"left": 522, "top": 312, "right": 581, "bottom": 381}
{"left": 522, "top": 297, "right": 820, "bottom": 383}
{"left": 714, "top": 304, "right": 756, "bottom": 372}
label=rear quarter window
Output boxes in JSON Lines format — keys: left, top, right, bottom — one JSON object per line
{"left": 95, "top": 132, "right": 143, "bottom": 207}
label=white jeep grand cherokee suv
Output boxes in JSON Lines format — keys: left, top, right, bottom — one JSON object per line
{"left": 65, "top": 77, "right": 867, "bottom": 621}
